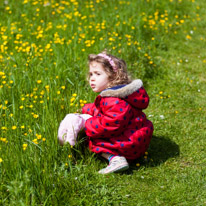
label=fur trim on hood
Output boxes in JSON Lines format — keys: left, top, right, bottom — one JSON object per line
{"left": 100, "top": 79, "right": 143, "bottom": 98}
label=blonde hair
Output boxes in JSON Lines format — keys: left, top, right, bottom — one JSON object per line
{"left": 88, "top": 51, "right": 131, "bottom": 88}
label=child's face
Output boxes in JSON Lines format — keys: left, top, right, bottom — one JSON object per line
{"left": 89, "top": 61, "right": 109, "bottom": 92}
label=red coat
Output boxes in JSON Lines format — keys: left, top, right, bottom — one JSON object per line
{"left": 82, "top": 79, "right": 154, "bottom": 160}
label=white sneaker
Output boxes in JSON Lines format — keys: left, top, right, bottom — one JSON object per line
{"left": 98, "top": 156, "right": 129, "bottom": 174}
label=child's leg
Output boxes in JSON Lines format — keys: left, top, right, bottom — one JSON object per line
{"left": 101, "top": 152, "right": 113, "bottom": 160}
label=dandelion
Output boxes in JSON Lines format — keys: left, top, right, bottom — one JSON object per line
{"left": 32, "top": 139, "right": 38, "bottom": 144}
{"left": 68, "top": 154, "right": 72, "bottom": 158}
{"left": 37, "top": 80, "right": 42, "bottom": 84}
{"left": 0, "top": 138, "right": 8, "bottom": 143}
{"left": 23, "top": 143, "right": 28, "bottom": 151}
{"left": 33, "top": 114, "right": 39, "bottom": 118}
{"left": 186, "top": 35, "right": 192, "bottom": 40}
{"left": 36, "top": 134, "right": 42, "bottom": 139}
{"left": 0, "top": 158, "right": 3, "bottom": 163}
{"left": 12, "top": 126, "right": 17, "bottom": 130}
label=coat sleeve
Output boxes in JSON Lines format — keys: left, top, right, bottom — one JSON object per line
{"left": 82, "top": 103, "right": 98, "bottom": 116}
{"left": 84, "top": 98, "right": 132, "bottom": 138}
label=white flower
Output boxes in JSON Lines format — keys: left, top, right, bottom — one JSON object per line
{"left": 190, "top": 30, "right": 193, "bottom": 34}
{"left": 160, "top": 115, "right": 165, "bottom": 119}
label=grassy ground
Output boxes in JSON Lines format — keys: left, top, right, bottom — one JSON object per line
{"left": 0, "top": 0, "right": 206, "bottom": 205}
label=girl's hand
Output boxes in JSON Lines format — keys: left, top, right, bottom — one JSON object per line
{"left": 75, "top": 108, "right": 82, "bottom": 113}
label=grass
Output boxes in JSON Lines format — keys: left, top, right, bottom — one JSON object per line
{"left": 0, "top": 0, "right": 206, "bottom": 205}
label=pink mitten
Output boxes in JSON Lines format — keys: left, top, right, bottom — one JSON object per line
{"left": 58, "top": 113, "right": 92, "bottom": 146}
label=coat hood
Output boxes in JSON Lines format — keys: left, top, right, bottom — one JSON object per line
{"left": 100, "top": 79, "right": 149, "bottom": 109}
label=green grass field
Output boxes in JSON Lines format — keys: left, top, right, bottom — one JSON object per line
{"left": 0, "top": 0, "right": 206, "bottom": 205}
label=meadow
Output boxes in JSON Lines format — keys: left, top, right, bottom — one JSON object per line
{"left": 0, "top": 0, "right": 206, "bottom": 205}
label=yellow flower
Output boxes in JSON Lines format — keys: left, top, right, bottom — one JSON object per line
{"left": 0, "top": 138, "right": 8, "bottom": 143}
{"left": 61, "top": 86, "right": 65, "bottom": 90}
{"left": 37, "top": 80, "right": 42, "bottom": 84}
{"left": 23, "top": 143, "right": 28, "bottom": 151}
{"left": 68, "top": 154, "right": 72, "bottom": 158}
{"left": 0, "top": 158, "right": 3, "bottom": 163}
{"left": 19, "top": 105, "right": 24, "bottom": 109}
{"left": 12, "top": 126, "right": 17, "bottom": 130}
{"left": 33, "top": 114, "right": 39, "bottom": 118}
{"left": 136, "top": 163, "right": 140, "bottom": 167}
{"left": 32, "top": 139, "right": 38, "bottom": 144}
{"left": 186, "top": 35, "right": 192, "bottom": 40}
{"left": 36, "top": 134, "right": 42, "bottom": 139}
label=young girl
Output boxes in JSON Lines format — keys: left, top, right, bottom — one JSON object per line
{"left": 81, "top": 52, "right": 154, "bottom": 174}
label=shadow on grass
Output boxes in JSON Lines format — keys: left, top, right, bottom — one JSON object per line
{"left": 127, "top": 135, "right": 180, "bottom": 174}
